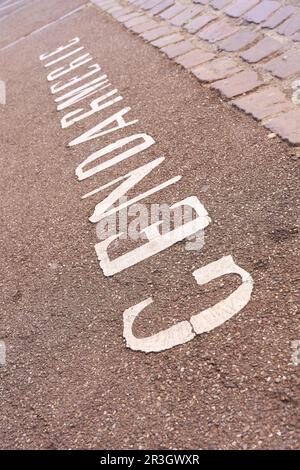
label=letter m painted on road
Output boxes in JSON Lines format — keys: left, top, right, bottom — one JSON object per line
{"left": 0, "top": 80, "right": 6, "bottom": 105}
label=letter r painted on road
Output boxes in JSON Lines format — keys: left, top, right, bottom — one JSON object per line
{"left": 39, "top": 37, "right": 80, "bottom": 62}
{"left": 47, "top": 53, "right": 93, "bottom": 82}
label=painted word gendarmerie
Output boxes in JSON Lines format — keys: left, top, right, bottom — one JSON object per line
{"left": 39, "top": 37, "right": 253, "bottom": 353}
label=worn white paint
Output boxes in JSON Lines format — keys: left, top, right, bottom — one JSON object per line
{"left": 0, "top": 2, "right": 26, "bottom": 24}
{"left": 0, "top": 0, "right": 24, "bottom": 12}
{"left": 291, "top": 340, "right": 300, "bottom": 366}
{"left": 0, "top": 80, "right": 6, "bottom": 105}
{"left": 123, "top": 299, "right": 195, "bottom": 353}
{"left": 50, "top": 64, "right": 101, "bottom": 95}
{"left": 0, "top": 9, "right": 84, "bottom": 53}
{"left": 40, "top": 37, "right": 80, "bottom": 61}
{"left": 55, "top": 75, "right": 108, "bottom": 103}
{"left": 95, "top": 197, "right": 209, "bottom": 276}
{"left": 0, "top": 0, "right": 15, "bottom": 7}
{"left": 47, "top": 53, "right": 93, "bottom": 82}
{"left": 44, "top": 46, "right": 84, "bottom": 68}
{"left": 123, "top": 256, "right": 253, "bottom": 353}
{"left": 69, "top": 107, "right": 138, "bottom": 146}
{"left": 76, "top": 134, "right": 155, "bottom": 180}
{"left": 61, "top": 90, "right": 122, "bottom": 128}
{"left": 56, "top": 75, "right": 111, "bottom": 111}
{"left": 190, "top": 255, "right": 253, "bottom": 334}
{"left": 90, "top": 157, "right": 179, "bottom": 222}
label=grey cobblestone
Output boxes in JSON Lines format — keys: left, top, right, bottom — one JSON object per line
{"left": 240, "top": 37, "right": 283, "bottom": 63}
{"left": 262, "top": 5, "right": 296, "bottom": 28}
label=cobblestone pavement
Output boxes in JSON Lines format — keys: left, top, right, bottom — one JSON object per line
{"left": 0, "top": 0, "right": 299, "bottom": 451}
{"left": 92, "top": 0, "right": 300, "bottom": 145}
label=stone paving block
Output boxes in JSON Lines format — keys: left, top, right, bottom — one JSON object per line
{"left": 161, "top": 40, "right": 195, "bottom": 58}
{"left": 105, "top": 1, "right": 119, "bottom": 7}
{"left": 211, "top": 70, "right": 264, "bottom": 98}
{"left": 262, "top": 5, "right": 295, "bottom": 28}
{"left": 265, "top": 109, "right": 300, "bottom": 145}
{"left": 103, "top": 0, "right": 118, "bottom": 4}
{"left": 99, "top": 0, "right": 118, "bottom": 10}
{"left": 150, "top": 0, "right": 174, "bottom": 15}
{"left": 277, "top": 11, "right": 300, "bottom": 36}
{"left": 113, "top": 7, "right": 135, "bottom": 18}
{"left": 175, "top": 49, "right": 215, "bottom": 68}
{"left": 100, "top": 2, "right": 118, "bottom": 11}
{"left": 192, "top": 57, "right": 242, "bottom": 82}
{"left": 185, "top": 14, "right": 217, "bottom": 34}
{"left": 151, "top": 32, "right": 184, "bottom": 47}
{"left": 197, "top": 19, "right": 239, "bottom": 42}
{"left": 218, "top": 30, "right": 258, "bottom": 52}
{"left": 117, "top": 11, "right": 143, "bottom": 22}
{"left": 141, "top": 24, "right": 177, "bottom": 40}
{"left": 264, "top": 51, "right": 300, "bottom": 79}
{"left": 170, "top": 6, "right": 203, "bottom": 26}
{"left": 244, "top": 0, "right": 280, "bottom": 24}
{"left": 211, "top": 0, "right": 232, "bottom": 10}
{"left": 194, "top": 0, "right": 210, "bottom": 4}
{"left": 232, "top": 86, "right": 293, "bottom": 119}
{"left": 93, "top": 0, "right": 113, "bottom": 5}
{"left": 106, "top": 1, "right": 121, "bottom": 9}
{"left": 291, "top": 31, "right": 300, "bottom": 42}
{"left": 130, "top": 19, "right": 159, "bottom": 33}
{"left": 240, "top": 37, "right": 283, "bottom": 63}
{"left": 142, "top": 0, "right": 163, "bottom": 10}
{"left": 107, "top": 0, "right": 121, "bottom": 6}
{"left": 224, "top": 0, "right": 260, "bottom": 18}
{"left": 107, "top": 5, "right": 123, "bottom": 14}
{"left": 91, "top": 0, "right": 105, "bottom": 6}
{"left": 124, "top": 15, "right": 149, "bottom": 27}
{"left": 160, "top": 3, "right": 186, "bottom": 19}
{"left": 139, "top": 0, "right": 153, "bottom": 9}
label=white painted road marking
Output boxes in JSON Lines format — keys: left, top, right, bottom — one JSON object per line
{"left": 0, "top": 5, "right": 86, "bottom": 52}
{"left": 0, "top": 340, "right": 6, "bottom": 366}
{"left": 39, "top": 36, "right": 254, "bottom": 353}
{"left": 123, "top": 256, "right": 253, "bottom": 353}
{"left": 0, "top": 0, "right": 24, "bottom": 12}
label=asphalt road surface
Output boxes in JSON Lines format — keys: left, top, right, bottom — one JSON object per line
{"left": 0, "top": 0, "right": 299, "bottom": 450}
